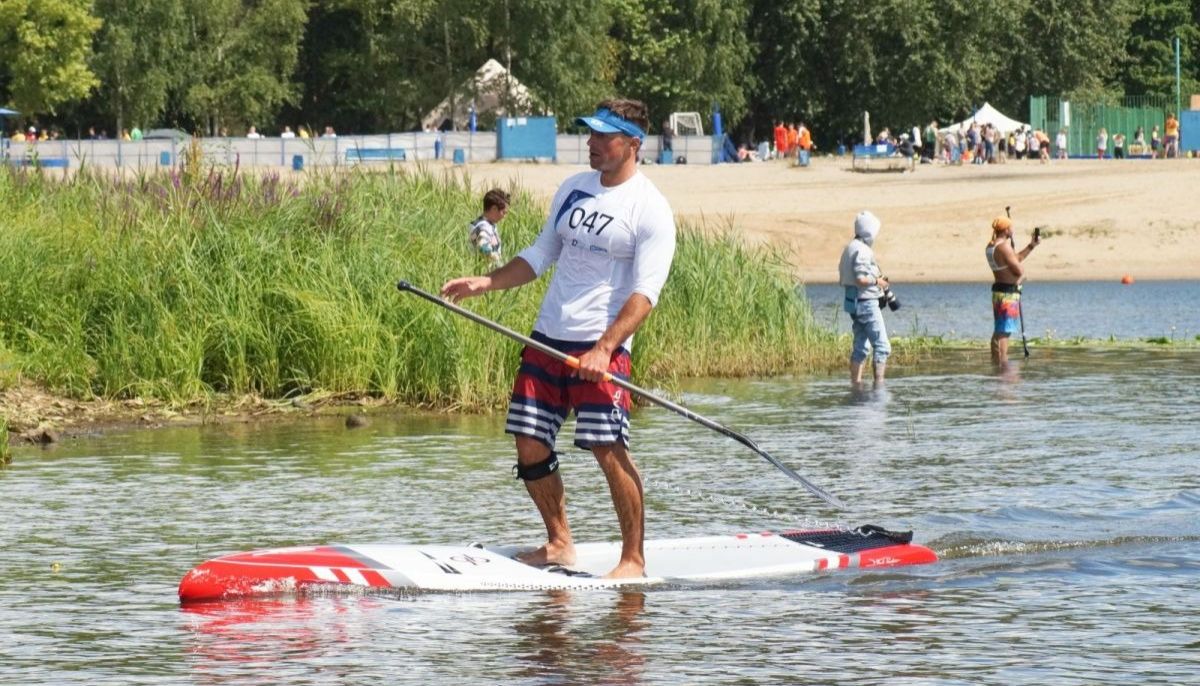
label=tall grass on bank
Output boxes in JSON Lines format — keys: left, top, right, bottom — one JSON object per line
{"left": 639, "top": 225, "right": 838, "bottom": 379}
{"left": 0, "top": 164, "right": 841, "bottom": 410}
{"left": 0, "top": 419, "right": 9, "bottom": 465}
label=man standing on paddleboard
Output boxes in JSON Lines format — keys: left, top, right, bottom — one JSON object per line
{"left": 441, "top": 98, "right": 676, "bottom": 579}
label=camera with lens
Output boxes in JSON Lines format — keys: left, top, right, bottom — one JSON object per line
{"left": 878, "top": 282, "right": 901, "bottom": 311}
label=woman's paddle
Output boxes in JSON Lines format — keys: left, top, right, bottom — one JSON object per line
{"left": 1005, "top": 206, "right": 1031, "bottom": 358}
{"left": 397, "top": 280, "right": 845, "bottom": 509}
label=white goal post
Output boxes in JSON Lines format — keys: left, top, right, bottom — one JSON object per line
{"left": 668, "top": 112, "right": 704, "bottom": 136}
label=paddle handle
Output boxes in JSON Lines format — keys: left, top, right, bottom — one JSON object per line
{"left": 398, "top": 280, "right": 609, "bottom": 378}
{"left": 397, "top": 280, "right": 845, "bottom": 509}
{"left": 1004, "top": 208, "right": 1031, "bottom": 357}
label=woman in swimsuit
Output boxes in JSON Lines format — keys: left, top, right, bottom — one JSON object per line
{"left": 987, "top": 216, "right": 1041, "bottom": 365}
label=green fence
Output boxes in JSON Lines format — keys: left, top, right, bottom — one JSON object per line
{"left": 1030, "top": 95, "right": 1171, "bottom": 157}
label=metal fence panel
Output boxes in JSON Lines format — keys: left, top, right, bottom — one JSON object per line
{"left": 3, "top": 133, "right": 717, "bottom": 169}
{"left": 1030, "top": 95, "right": 1171, "bottom": 157}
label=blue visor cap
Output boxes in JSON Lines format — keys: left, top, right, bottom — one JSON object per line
{"left": 574, "top": 108, "right": 645, "bottom": 141}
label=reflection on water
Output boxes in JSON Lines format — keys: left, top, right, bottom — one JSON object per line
{"left": 0, "top": 347, "right": 1198, "bottom": 684}
{"left": 512, "top": 591, "right": 647, "bottom": 686}
{"left": 180, "top": 590, "right": 650, "bottom": 686}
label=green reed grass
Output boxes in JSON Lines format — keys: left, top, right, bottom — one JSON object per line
{"left": 0, "top": 418, "right": 9, "bottom": 465}
{"left": 0, "top": 164, "right": 845, "bottom": 410}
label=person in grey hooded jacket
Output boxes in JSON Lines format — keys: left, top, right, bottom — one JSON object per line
{"left": 837, "top": 211, "right": 891, "bottom": 387}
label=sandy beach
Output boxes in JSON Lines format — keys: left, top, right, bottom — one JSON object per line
{"left": 463, "top": 156, "right": 1200, "bottom": 283}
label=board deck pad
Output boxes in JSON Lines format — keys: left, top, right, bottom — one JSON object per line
{"left": 179, "top": 525, "right": 937, "bottom": 602}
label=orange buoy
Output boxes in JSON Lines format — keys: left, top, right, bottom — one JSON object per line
{"left": 1120, "top": 275, "right": 1134, "bottom": 285}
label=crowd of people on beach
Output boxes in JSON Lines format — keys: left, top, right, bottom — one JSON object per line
{"left": 931, "top": 122, "right": 1054, "bottom": 164}
{"left": 796, "top": 111, "right": 1189, "bottom": 165}
{"left": 895, "top": 114, "right": 1185, "bottom": 164}
{"left": 4, "top": 124, "right": 342, "bottom": 143}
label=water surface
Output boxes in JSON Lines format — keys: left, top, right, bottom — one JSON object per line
{"left": 1, "top": 349, "right": 1197, "bottom": 684}
{"left": 803, "top": 280, "right": 1200, "bottom": 341}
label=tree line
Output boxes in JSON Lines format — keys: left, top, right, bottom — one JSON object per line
{"left": 1, "top": 0, "right": 1196, "bottom": 146}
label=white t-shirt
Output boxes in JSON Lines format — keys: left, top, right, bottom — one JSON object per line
{"left": 517, "top": 170, "right": 676, "bottom": 349}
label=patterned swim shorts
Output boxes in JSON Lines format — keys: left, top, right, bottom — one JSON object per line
{"left": 991, "top": 285, "right": 1021, "bottom": 336}
{"left": 505, "top": 332, "right": 632, "bottom": 450}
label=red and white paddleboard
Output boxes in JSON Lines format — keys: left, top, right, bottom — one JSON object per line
{"left": 179, "top": 525, "right": 936, "bottom": 602}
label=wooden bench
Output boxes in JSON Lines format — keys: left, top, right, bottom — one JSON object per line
{"left": 6, "top": 156, "right": 69, "bottom": 168}
{"left": 851, "top": 143, "right": 913, "bottom": 172}
{"left": 345, "top": 147, "right": 406, "bottom": 163}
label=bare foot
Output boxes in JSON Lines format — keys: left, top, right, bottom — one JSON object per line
{"left": 602, "top": 560, "right": 645, "bottom": 579}
{"left": 515, "top": 542, "right": 576, "bottom": 567}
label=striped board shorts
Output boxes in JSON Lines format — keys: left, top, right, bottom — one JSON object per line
{"left": 505, "top": 332, "right": 632, "bottom": 451}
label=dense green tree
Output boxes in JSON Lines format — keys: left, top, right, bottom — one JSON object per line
{"left": 176, "top": 0, "right": 309, "bottom": 135}
{"left": 92, "top": 0, "right": 185, "bottom": 133}
{"left": 785, "top": 0, "right": 1014, "bottom": 145}
{"left": 608, "top": 0, "right": 754, "bottom": 130}
{"left": 0, "top": 0, "right": 100, "bottom": 117}
{"left": 991, "top": 0, "right": 1134, "bottom": 110}
{"left": 745, "top": 0, "right": 822, "bottom": 130}
{"left": 291, "top": 0, "right": 613, "bottom": 133}
{"left": 289, "top": 0, "right": 485, "bottom": 133}
{"left": 1121, "top": 0, "right": 1200, "bottom": 102}
{"left": 494, "top": 0, "right": 615, "bottom": 122}
{"left": 8, "top": 0, "right": 1193, "bottom": 139}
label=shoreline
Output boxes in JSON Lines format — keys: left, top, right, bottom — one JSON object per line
{"left": 0, "top": 383, "right": 402, "bottom": 446}
{"left": 5, "top": 158, "right": 1198, "bottom": 444}
{"left": 4, "top": 338, "right": 1197, "bottom": 448}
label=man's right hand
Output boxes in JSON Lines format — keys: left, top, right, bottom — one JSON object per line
{"left": 441, "top": 276, "right": 491, "bottom": 303}
{"left": 878, "top": 277, "right": 890, "bottom": 290}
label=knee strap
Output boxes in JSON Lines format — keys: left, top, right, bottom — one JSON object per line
{"left": 514, "top": 452, "right": 559, "bottom": 482}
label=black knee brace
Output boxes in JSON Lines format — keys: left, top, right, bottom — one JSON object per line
{"left": 514, "top": 452, "right": 559, "bottom": 481}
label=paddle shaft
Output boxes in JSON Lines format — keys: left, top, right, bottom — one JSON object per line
{"left": 1005, "top": 206, "right": 1030, "bottom": 358}
{"left": 397, "top": 280, "right": 844, "bottom": 509}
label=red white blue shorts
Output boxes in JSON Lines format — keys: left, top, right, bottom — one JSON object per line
{"left": 505, "top": 332, "right": 632, "bottom": 450}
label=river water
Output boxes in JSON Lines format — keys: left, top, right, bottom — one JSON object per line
{"left": 803, "top": 280, "right": 1200, "bottom": 341}
{"left": 2, "top": 347, "right": 1198, "bottom": 685}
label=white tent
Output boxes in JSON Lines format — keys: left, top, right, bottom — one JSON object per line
{"left": 421, "top": 59, "right": 539, "bottom": 131}
{"left": 940, "top": 102, "right": 1029, "bottom": 135}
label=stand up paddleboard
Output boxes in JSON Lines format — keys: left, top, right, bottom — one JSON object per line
{"left": 179, "top": 525, "right": 937, "bottom": 602}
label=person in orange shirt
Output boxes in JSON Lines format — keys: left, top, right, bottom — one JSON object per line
{"left": 1164, "top": 113, "right": 1180, "bottom": 158}
{"left": 798, "top": 122, "right": 812, "bottom": 151}
{"left": 785, "top": 123, "right": 799, "bottom": 159}
{"left": 773, "top": 121, "right": 787, "bottom": 159}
